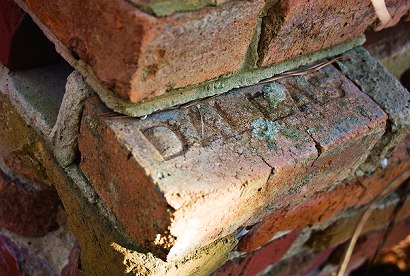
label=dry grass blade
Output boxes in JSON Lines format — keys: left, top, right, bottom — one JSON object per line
{"left": 337, "top": 171, "right": 410, "bottom": 276}
{"left": 371, "top": 0, "right": 392, "bottom": 26}
{"left": 366, "top": 178, "right": 410, "bottom": 273}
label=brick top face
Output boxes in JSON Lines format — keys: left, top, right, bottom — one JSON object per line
{"left": 80, "top": 64, "right": 387, "bottom": 260}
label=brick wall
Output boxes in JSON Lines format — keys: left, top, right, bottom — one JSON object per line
{"left": 1, "top": 0, "right": 410, "bottom": 275}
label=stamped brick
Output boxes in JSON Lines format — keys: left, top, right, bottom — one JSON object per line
{"left": 0, "top": 0, "right": 59, "bottom": 69}
{"left": 79, "top": 63, "right": 386, "bottom": 260}
{"left": 24, "top": 0, "right": 264, "bottom": 103}
{"left": 237, "top": 134, "right": 410, "bottom": 252}
{"left": 258, "top": 0, "right": 410, "bottom": 67}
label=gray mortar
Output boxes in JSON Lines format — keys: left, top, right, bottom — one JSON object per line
{"left": 0, "top": 63, "right": 70, "bottom": 144}
{"left": 337, "top": 47, "right": 410, "bottom": 173}
{"left": 12, "top": 0, "right": 365, "bottom": 117}
{"left": 50, "top": 71, "right": 94, "bottom": 167}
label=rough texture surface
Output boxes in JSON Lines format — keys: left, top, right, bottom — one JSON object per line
{"left": 50, "top": 71, "right": 93, "bottom": 167}
{"left": 0, "top": 168, "right": 60, "bottom": 237}
{"left": 337, "top": 47, "right": 410, "bottom": 172}
{"left": 258, "top": 0, "right": 410, "bottom": 66}
{"left": 237, "top": 134, "right": 410, "bottom": 252}
{"left": 79, "top": 64, "right": 387, "bottom": 261}
{"left": 127, "top": 0, "right": 232, "bottom": 16}
{"left": 365, "top": 21, "right": 410, "bottom": 79}
{"left": 25, "top": 0, "right": 265, "bottom": 103}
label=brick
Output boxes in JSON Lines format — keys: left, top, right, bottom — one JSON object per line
{"left": 365, "top": 21, "right": 410, "bottom": 78}
{"left": 320, "top": 216, "right": 410, "bottom": 275}
{"left": 262, "top": 248, "right": 334, "bottom": 276}
{"left": 0, "top": 234, "right": 56, "bottom": 275}
{"left": 61, "top": 245, "right": 84, "bottom": 276}
{"left": 258, "top": 0, "right": 410, "bottom": 67}
{"left": 307, "top": 192, "right": 410, "bottom": 251}
{"left": 237, "top": 134, "right": 410, "bottom": 252}
{"left": 213, "top": 229, "right": 301, "bottom": 276}
{"left": 337, "top": 47, "right": 410, "bottom": 172}
{"left": 0, "top": 91, "right": 64, "bottom": 187}
{"left": 0, "top": 0, "right": 59, "bottom": 69}
{"left": 59, "top": 166, "right": 237, "bottom": 275}
{"left": 0, "top": 169, "right": 60, "bottom": 237}
{"left": 24, "top": 0, "right": 264, "bottom": 103}
{"left": 79, "top": 64, "right": 386, "bottom": 260}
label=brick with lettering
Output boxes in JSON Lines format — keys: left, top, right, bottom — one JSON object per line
{"left": 79, "top": 64, "right": 386, "bottom": 260}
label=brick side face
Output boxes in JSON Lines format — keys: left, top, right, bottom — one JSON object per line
{"left": 26, "top": 0, "right": 265, "bottom": 102}
{"left": 258, "top": 0, "right": 410, "bottom": 67}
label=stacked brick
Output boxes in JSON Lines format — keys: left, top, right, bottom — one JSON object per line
{"left": 0, "top": 0, "right": 410, "bottom": 275}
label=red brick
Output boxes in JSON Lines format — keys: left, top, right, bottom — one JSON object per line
{"left": 0, "top": 169, "right": 60, "bottom": 237}
{"left": 307, "top": 193, "right": 410, "bottom": 250}
{"left": 213, "top": 229, "right": 301, "bottom": 276}
{"left": 321, "top": 216, "right": 410, "bottom": 275}
{"left": 0, "top": 0, "right": 59, "bottom": 69}
{"left": 238, "top": 135, "right": 410, "bottom": 252}
{"left": 263, "top": 248, "right": 334, "bottom": 276}
{"left": 0, "top": 235, "right": 20, "bottom": 276}
{"left": 61, "top": 245, "right": 84, "bottom": 276}
{"left": 79, "top": 64, "right": 386, "bottom": 260}
{"left": 258, "top": 0, "right": 410, "bottom": 67}
{"left": 25, "top": 0, "right": 264, "bottom": 103}
{"left": 0, "top": 234, "right": 55, "bottom": 275}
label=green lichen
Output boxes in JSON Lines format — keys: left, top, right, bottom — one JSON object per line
{"left": 251, "top": 118, "right": 281, "bottom": 149}
{"left": 262, "top": 82, "right": 287, "bottom": 108}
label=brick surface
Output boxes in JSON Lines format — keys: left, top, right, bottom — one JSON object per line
{"left": 213, "top": 229, "right": 301, "bottom": 276}
{"left": 263, "top": 248, "right": 334, "bottom": 276}
{"left": 0, "top": 169, "right": 60, "bottom": 237}
{"left": 258, "top": 0, "right": 410, "bottom": 67}
{"left": 79, "top": 64, "right": 386, "bottom": 260}
{"left": 307, "top": 192, "right": 410, "bottom": 251}
{"left": 237, "top": 134, "right": 410, "bottom": 252}
{"left": 25, "top": 0, "right": 264, "bottom": 103}
{"left": 0, "top": 234, "right": 55, "bottom": 275}
{"left": 0, "top": 0, "right": 59, "bottom": 69}
{"left": 320, "top": 216, "right": 410, "bottom": 275}
{"left": 0, "top": 91, "right": 63, "bottom": 187}
{"left": 337, "top": 47, "right": 410, "bottom": 172}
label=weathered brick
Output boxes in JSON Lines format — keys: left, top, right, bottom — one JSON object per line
{"left": 262, "top": 248, "right": 334, "bottom": 276}
{"left": 307, "top": 191, "right": 410, "bottom": 251}
{"left": 365, "top": 21, "right": 410, "bottom": 79}
{"left": 258, "top": 0, "right": 410, "bottom": 67}
{"left": 0, "top": 0, "right": 59, "bottom": 69}
{"left": 337, "top": 47, "right": 410, "bottom": 172}
{"left": 0, "top": 234, "right": 56, "bottom": 275}
{"left": 0, "top": 168, "right": 60, "bottom": 237}
{"left": 24, "top": 0, "right": 264, "bottom": 103}
{"left": 213, "top": 229, "right": 301, "bottom": 276}
{"left": 0, "top": 91, "right": 63, "bottom": 186}
{"left": 320, "top": 216, "right": 410, "bottom": 275}
{"left": 237, "top": 134, "right": 410, "bottom": 252}
{"left": 79, "top": 64, "right": 386, "bottom": 260}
